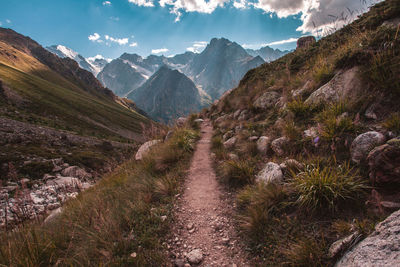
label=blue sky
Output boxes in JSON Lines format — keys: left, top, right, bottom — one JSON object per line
{"left": 0, "top": 0, "right": 378, "bottom": 59}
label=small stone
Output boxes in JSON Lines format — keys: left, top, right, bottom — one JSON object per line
{"left": 187, "top": 223, "right": 194, "bottom": 230}
{"left": 130, "top": 252, "right": 137, "bottom": 258}
{"left": 187, "top": 249, "right": 203, "bottom": 264}
{"left": 174, "top": 259, "right": 185, "bottom": 267}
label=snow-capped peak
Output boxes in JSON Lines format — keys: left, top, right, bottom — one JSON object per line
{"left": 56, "top": 45, "right": 78, "bottom": 59}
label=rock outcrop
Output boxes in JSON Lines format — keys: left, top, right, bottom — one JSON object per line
{"left": 135, "top": 140, "right": 162, "bottom": 160}
{"left": 336, "top": 209, "right": 400, "bottom": 267}
{"left": 305, "top": 67, "right": 363, "bottom": 106}
{"left": 296, "top": 36, "right": 316, "bottom": 49}
{"left": 368, "top": 138, "right": 400, "bottom": 183}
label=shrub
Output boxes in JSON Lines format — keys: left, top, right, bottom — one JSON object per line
{"left": 19, "top": 161, "right": 53, "bottom": 180}
{"left": 382, "top": 113, "right": 400, "bottom": 134}
{"left": 282, "top": 237, "right": 327, "bottom": 267}
{"left": 287, "top": 98, "right": 317, "bottom": 120}
{"left": 291, "top": 162, "right": 368, "bottom": 213}
{"left": 221, "top": 160, "right": 255, "bottom": 188}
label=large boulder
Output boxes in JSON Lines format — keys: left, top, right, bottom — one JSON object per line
{"left": 305, "top": 67, "right": 362, "bottom": 106}
{"left": 350, "top": 131, "right": 385, "bottom": 164}
{"left": 297, "top": 36, "right": 316, "bottom": 49}
{"left": 135, "top": 140, "right": 162, "bottom": 160}
{"left": 271, "top": 137, "right": 290, "bottom": 156}
{"left": 367, "top": 138, "right": 400, "bottom": 184}
{"left": 61, "top": 166, "right": 92, "bottom": 179}
{"left": 256, "top": 136, "right": 271, "bottom": 155}
{"left": 336, "top": 209, "right": 400, "bottom": 267}
{"left": 256, "top": 162, "right": 283, "bottom": 184}
{"left": 253, "top": 91, "right": 280, "bottom": 110}
{"left": 223, "top": 137, "right": 237, "bottom": 149}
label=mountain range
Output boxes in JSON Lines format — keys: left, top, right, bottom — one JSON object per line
{"left": 45, "top": 38, "right": 287, "bottom": 123}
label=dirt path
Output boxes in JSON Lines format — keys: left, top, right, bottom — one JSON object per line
{"left": 168, "top": 120, "right": 251, "bottom": 267}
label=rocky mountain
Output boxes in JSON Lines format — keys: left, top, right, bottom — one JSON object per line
{"left": 86, "top": 55, "right": 110, "bottom": 76}
{"left": 128, "top": 65, "right": 210, "bottom": 123}
{"left": 98, "top": 38, "right": 265, "bottom": 100}
{"left": 246, "top": 45, "right": 290, "bottom": 62}
{"left": 46, "top": 45, "right": 106, "bottom": 76}
{"left": 187, "top": 38, "right": 265, "bottom": 99}
{"left": 97, "top": 52, "right": 195, "bottom": 97}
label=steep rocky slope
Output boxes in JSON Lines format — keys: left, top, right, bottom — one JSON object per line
{"left": 128, "top": 66, "right": 210, "bottom": 123}
{"left": 204, "top": 0, "right": 400, "bottom": 266}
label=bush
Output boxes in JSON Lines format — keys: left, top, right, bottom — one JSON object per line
{"left": 221, "top": 160, "right": 255, "bottom": 188}
{"left": 291, "top": 162, "right": 368, "bottom": 213}
{"left": 287, "top": 98, "right": 317, "bottom": 120}
{"left": 19, "top": 161, "right": 53, "bottom": 180}
{"left": 282, "top": 237, "right": 327, "bottom": 267}
{"left": 382, "top": 113, "right": 400, "bottom": 134}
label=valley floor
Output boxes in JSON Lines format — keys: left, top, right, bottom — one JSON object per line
{"left": 168, "top": 121, "right": 251, "bottom": 266}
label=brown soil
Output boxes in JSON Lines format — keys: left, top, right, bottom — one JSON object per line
{"left": 168, "top": 120, "right": 251, "bottom": 266}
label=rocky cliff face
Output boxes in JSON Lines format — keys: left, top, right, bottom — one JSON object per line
{"left": 188, "top": 38, "right": 265, "bottom": 100}
{"left": 128, "top": 66, "right": 210, "bottom": 123}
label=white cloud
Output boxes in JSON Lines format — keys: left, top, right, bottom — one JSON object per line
{"left": 105, "top": 35, "right": 129, "bottom": 45}
{"left": 88, "top": 33, "right": 101, "bottom": 42}
{"left": 233, "top": 0, "right": 248, "bottom": 9}
{"left": 151, "top": 48, "right": 169, "bottom": 54}
{"left": 252, "top": 0, "right": 382, "bottom": 34}
{"left": 186, "top": 41, "right": 207, "bottom": 53}
{"left": 6, "top": 19, "right": 11, "bottom": 24}
{"left": 103, "top": 1, "right": 112, "bottom": 5}
{"left": 129, "top": 42, "right": 138, "bottom": 47}
{"left": 110, "top": 16, "right": 120, "bottom": 21}
{"left": 0, "top": 22, "right": 2, "bottom": 26}
{"left": 266, "top": 37, "right": 298, "bottom": 46}
{"left": 87, "top": 54, "right": 112, "bottom": 62}
{"left": 128, "top": 0, "right": 155, "bottom": 7}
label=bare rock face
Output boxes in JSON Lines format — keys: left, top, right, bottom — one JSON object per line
{"left": 305, "top": 67, "right": 362, "bottom": 106}
{"left": 367, "top": 138, "right": 400, "bottom": 183}
{"left": 350, "top": 131, "right": 385, "bottom": 164}
{"left": 336, "top": 209, "right": 400, "bottom": 267}
{"left": 296, "top": 36, "right": 316, "bottom": 49}
{"left": 256, "top": 162, "right": 283, "bottom": 184}
{"left": 135, "top": 140, "right": 162, "bottom": 160}
{"left": 253, "top": 91, "right": 280, "bottom": 110}
{"left": 256, "top": 136, "right": 271, "bottom": 155}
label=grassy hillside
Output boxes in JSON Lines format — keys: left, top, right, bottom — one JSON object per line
{"left": 0, "top": 40, "right": 149, "bottom": 141}
{"left": 206, "top": 0, "right": 400, "bottom": 265}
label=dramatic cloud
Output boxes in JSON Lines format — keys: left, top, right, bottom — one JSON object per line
{"left": 159, "top": 0, "right": 229, "bottom": 21}
{"left": 252, "top": 0, "right": 381, "bottom": 34}
{"left": 128, "top": 0, "right": 155, "bottom": 7}
{"left": 127, "top": 0, "right": 380, "bottom": 34}
{"left": 129, "top": 42, "right": 138, "bottom": 47}
{"left": 88, "top": 33, "right": 101, "bottom": 42}
{"left": 103, "top": 1, "right": 112, "bottom": 5}
{"left": 151, "top": 48, "right": 169, "bottom": 54}
{"left": 186, "top": 41, "right": 207, "bottom": 53}
{"left": 105, "top": 35, "right": 129, "bottom": 45}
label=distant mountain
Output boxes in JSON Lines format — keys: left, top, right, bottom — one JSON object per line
{"left": 97, "top": 52, "right": 196, "bottom": 97}
{"left": 187, "top": 38, "right": 265, "bottom": 99}
{"left": 86, "top": 55, "right": 110, "bottom": 76}
{"left": 127, "top": 66, "right": 210, "bottom": 123}
{"left": 46, "top": 45, "right": 106, "bottom": 76}
{"left": 246, "top": 46, "right": 290, "bottom": 62}
{"left": 100, "top": 38, "right": 265, "bottom": 100}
